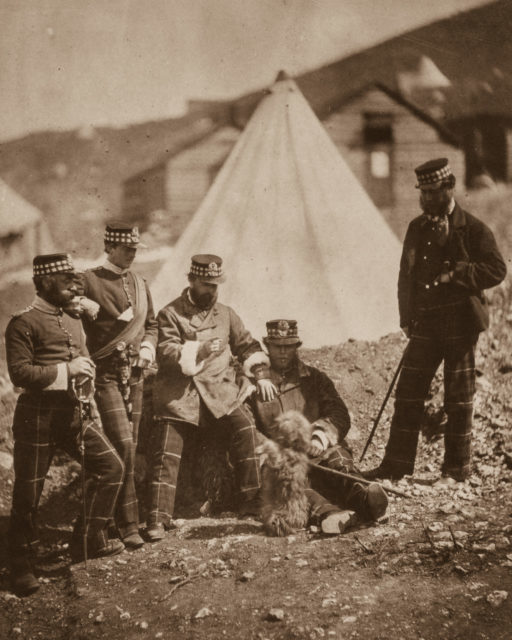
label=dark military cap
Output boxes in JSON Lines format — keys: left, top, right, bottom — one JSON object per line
{"left": 104, "top": 220, "right": 145, "bottom": 246}
{"left": 189, "top": 254, "right": 226, "bottom": 283}
{"left": 415, "top": 158, "right": 454, "bottom": 189}
{"left": 33, "top": 253, "right": 75, "bottom": 277}
{"left": 263, "top": 319, "right": 302, "bottom": 345}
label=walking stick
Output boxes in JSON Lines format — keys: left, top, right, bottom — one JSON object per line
{"left": 359, "top": 344, "right": 408, "bottom": 463}
{"left": 72, "top": 375, "right": 95, "bottom": 569}
{"left": 309, "top": 462, "right": 410, "bottom": 499}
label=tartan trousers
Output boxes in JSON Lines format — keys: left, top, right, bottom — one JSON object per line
{"left": 146, "top": 402, "right": 261, "bottom": 527}
{"left": 309, "top": 442, "right": 365, "bottom": 510}
{"left": 382, "top": 303, "right": 478, "bottom": 480}
{"left": 8, "top": 391, "right": 124, "bottom": 558}
{"left": 95, "top": 372, "right": 144, "bottom": 538}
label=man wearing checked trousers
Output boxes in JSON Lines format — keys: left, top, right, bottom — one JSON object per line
{"left": 5, "top": 253, "right": 124, "bottom": 597}
{"left": 145, "top": 254, "right": 276, "bottom": 541}
{"left": 363, "top": 158, "right": 506, "bottom": 484}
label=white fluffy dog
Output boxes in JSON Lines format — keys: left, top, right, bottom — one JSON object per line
{"left": 258, "top": 410, "right": 313, "bottom": 536}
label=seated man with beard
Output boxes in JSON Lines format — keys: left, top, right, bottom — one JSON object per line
{"left": 145, "top": 254, "right": 276, "bottom": 541}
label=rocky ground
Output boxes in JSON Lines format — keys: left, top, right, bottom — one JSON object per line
{"left": 0, "top": 274, "right": 511, "bottom": 640}
{"left": 0, "top": 185, "right": 511, "bottom": 639}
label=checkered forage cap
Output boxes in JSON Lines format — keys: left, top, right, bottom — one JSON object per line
{"left": 189, "top": 254, "right": 225, "bottom": 281}
{"left": 104, "top": 221, "right": 142, "bottom": 245}
{"left": 33, "top": 253, "right": 74, "bottom": 276}
{"left": 415, "top": 158, "right": 453, "bottom": 188}
{"left": 265, "top": 319, "right": 299, "bottom": 340}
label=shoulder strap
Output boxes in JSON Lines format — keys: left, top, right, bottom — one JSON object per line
{"left": 91, "top": 273, "right": 148, "bottom": 360}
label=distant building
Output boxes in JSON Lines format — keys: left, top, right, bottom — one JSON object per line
{"left": 122, "top": 82, "right": 463, "bottom": 242}
{"left": 0, "top": 179, "right": 54, "bottom": 272}
{"left": 446, "top": 114, "right": 512, "bottom": 187}
{"left": 122, "top": 126, "right": 239, "bottom": 244}
{"left": 322, "top": 83, "right": 464, "bottom": 235}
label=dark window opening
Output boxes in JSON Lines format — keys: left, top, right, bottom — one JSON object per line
{"left": 363, "top": 113, "right": 394, "bottom": 145}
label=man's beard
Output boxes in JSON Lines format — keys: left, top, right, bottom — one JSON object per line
{"left": 420, "top": 195, "right": 451, "bottom": 218}
{"left": 46, "top": 281, "right": 75, "bottom": 307}
{"left": 190, "top": 289, "right": 218, "bottom": 310}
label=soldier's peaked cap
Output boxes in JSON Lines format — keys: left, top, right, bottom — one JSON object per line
{"left": 189, "top": 254, "right": 226, "bottom": 283}
{"left": 104, "top": 220, "right": 146, "bottom": 247}
{"left": 33, "top": 253, "right": 75, "bottom": 276}
{"left": 263, "top": 319, "right": 302, "bottom": 345}
{"left": 414, "top": 157, "right": 454, "bottom": 189}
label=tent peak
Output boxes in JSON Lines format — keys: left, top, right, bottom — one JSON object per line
{"left": 275, "top": 70, "right": 291, "bottom": 82}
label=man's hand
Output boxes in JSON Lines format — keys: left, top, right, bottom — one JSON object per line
{"left": 309, "top": 441, "right": 324, "bottom": 458}
{"left": 64, "top": 296, "right": 100, "bottom": 320}
{"left": 133, "top": 345, "right": 154, "bottom": 369}
{"left": 434, "top": 271, "right": 454, "bottom": 284}
{"left": 197, "top": 338, "right": 222, "bottom": 362}
{"left": 68, "top": 357, "right": 95, "bottom": 379}
{"left": 256, "top": 379, "right": 277, "bottom": 402}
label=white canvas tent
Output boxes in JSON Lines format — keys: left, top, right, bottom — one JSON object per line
{"left": 151, "top": 74, "right": 402, "bottom": 348}
{"left": 0, "top": 179, "right": 54, "bottom": 272}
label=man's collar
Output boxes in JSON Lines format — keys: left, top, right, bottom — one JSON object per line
{"left": 451, "top": 201, "right": 466, "bottom": 228}
{"left": 186, "top": 288, "right": 195, "bottom": 306}
{"left": 297, "top": 359, "right": 311, "bottom": 377}
{"left": 103, "top": 259, "right": 129, "bottom": 275}
{"left": 32, "top": 295, "right": 62, "bottom": 315}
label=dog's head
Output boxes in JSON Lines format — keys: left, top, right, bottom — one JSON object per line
{"left": 271, "top": 410, "right": 312, "bottom": 454}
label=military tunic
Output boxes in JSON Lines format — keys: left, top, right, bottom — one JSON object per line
{"left": 5, "top": 297, "right": 124, "bottom": 558}
{"left": 77, "top": 263, "right": 158, "bottom": 538}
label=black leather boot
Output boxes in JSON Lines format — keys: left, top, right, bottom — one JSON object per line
{"left": 346, "top": 481, "right": 388, "bottom": 521}
{"left": 10, "top": 556, "right": 39, "bottom": 597}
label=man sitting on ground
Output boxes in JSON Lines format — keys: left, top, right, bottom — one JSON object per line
{"left": 247, "top": 319, "right": 388, "bottom": 528}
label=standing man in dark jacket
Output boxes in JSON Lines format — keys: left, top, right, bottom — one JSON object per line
{"left": 146, "top": 254, "right": 275, "bottom": 541}
{"left": 248, "top": 319, "right": 388, "bottom": 524}
{"left": 76, "top": 222, "right": 158, "bottom": 549}
{"left": 363, "top": 158, "right": 507, "bottom": 483}
{"left": 5, "top": 254, "right": 125, "bottom": 596}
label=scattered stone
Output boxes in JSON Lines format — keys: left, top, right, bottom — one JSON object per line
{"left": 321, "top": 595, "right": 337, "bottom": 608}
{"left": 0, "top": 451, "right": 13, "bottom": 470}
{"left": 4, "top": 593, "right": 18, "bottom": 602}
{"left": 486, "top": 591, "right": 508, "bottom": 607}
{"left": 296, "top": 559, "right": 308, "bottom": 567}
{"left": 453, "top": 565, "right": 469, "bottom": 575}
{"left": 342, "top": 616, "right": 357, "bottom": 624}
{"left": 266, "top": 608, "right": 285, "bottom": 621}
{"left": 139, "top": 621, "right": 149, "bottom": 629}
{"left": 239, "top": 571, "right": 255, "bottom": 582}
{"left": 94, "top": 612, "right": 105, "bottom": 624}
{"left": 195, "top": 607, "right": 213, "bottom": 619}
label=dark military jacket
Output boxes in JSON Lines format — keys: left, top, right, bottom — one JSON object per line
{"left": 153, "top": 289, "right": 266, "bottom": 423}
{"left": 249, "top": 359, "right": 351, "bottom": 446}
{"left": 5, "top": 296, "right": 87, "bottom": 392}
{"left": 398, "top": 203, "right": 507, "bottom": 329}
{"left": 77, "top": 265, "right": 158, "bottom": 360}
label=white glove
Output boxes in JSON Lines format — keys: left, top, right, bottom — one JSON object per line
{"left": 134, "top": 344, "right": 154, "bottom": 368}
{"left": 79, "top": 297, "right": 100, "bottom": 320}
{"left": 257, "top": 379, "right": 277, "bottom": 402}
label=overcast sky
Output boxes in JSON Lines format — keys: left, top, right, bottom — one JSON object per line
{"left": 0, "top": 0, "right": 492, "bottom": 141}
